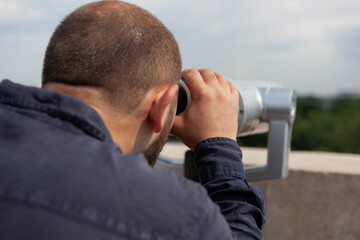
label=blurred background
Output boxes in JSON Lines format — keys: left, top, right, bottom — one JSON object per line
{"left": 0, "top": 0, "right": 359, "bottom": 152}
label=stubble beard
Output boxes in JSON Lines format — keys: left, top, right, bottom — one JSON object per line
{"left": 143, "top": 102, "right": 176, "bottom": 166}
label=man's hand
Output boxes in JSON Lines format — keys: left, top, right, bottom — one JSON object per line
{"left": 171, "top": 69, "right": 239, "bottom": 150}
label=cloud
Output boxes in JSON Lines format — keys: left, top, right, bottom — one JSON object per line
{"left": 0, "top": 0, "right": 43, "bottom": 22}
{"left": 149, "top": 0, "right": 360, "bottom": 95}
{"left": 1, "top": 0, "right": 360, "bottom": 95}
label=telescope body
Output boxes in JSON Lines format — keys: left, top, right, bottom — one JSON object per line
{"left": 177, "top": 80, "right": 296, "bottom": 137}
{"left": 171, "top": 80, "right": 297, "bottom": 182}
{"left": 235, "top": 83, "right": 296, "bottom": 136}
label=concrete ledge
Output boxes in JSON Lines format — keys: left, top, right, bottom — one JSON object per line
{"left": 242, "top": 147, "right": 360, "bottom": 175}
{"left": 160, "top": 142, "right": 360, "bottom": 175}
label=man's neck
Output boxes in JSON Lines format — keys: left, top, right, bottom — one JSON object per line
{"left": 44, "top": 83, "right": 141, "bottom": 153}
{"left": 93, "top": 107, "right": 140, "bottom": 154}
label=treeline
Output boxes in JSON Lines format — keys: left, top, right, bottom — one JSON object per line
{"left": 238, "top": 95, "right": 360, "bottom": 154}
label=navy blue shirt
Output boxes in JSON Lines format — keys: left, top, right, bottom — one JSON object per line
{"left": 0, "top": 80, "right": 265, "bottom": 239}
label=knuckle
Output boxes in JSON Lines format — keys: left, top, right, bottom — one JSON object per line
{"left": 187, "top": 68, "right": 197, "bottom": 74}
{"left": 199, "top": 68, "right": 214, "bottom": 77}
{"left": 197, "top": 87, "right": 208, "bottom": 97}
{"left": 198, "top": 68, "right": 210, "bottom": 73}
{"left": 215, "top": 72, "right": 225, "bottom": 79}
{"left": 183, "top": 68, "right": 197, "bottom": 78}
{"left": 228, "top": 81, "right": 235, "bottom": 88}
{"left": 200, "top": 69, "right": 217, "bottom": 81}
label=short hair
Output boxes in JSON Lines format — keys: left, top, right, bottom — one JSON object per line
{"left": 42, "top": 0, "right": 181, "bottom": 113}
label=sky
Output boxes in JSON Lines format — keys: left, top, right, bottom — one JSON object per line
{"left": 0, "top": 0, "right": 359, "bottom": 96}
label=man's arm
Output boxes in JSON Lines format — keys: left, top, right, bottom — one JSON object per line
{"left": 195, "top": 137, "right": 265, "bottom": 239}
{"left": 171, "top": 69, "right": 265, "bottom": 239}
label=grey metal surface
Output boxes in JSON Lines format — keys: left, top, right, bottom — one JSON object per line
{"left": 237, "top": 86, "right": 296, "bottom": 182}
{"left": 157, "top": 84, "right": 297, "bottom": 183}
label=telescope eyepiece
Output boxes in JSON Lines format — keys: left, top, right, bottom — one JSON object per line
{"left": 176, "top": 79, "right": 191, "bottom": 116}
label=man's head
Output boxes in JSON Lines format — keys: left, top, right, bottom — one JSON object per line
{"left": 42, "top": 0, "right": 181, "bottom": 114}
{"left": 42, "top": 0, "right": 182, "bottom": 164}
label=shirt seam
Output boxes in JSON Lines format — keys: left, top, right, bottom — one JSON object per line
{"left": 0, "top": 95, "right": 109, "bottom": 142}
{"left": 0, "top": 103, "right": 96, "bottom": 140}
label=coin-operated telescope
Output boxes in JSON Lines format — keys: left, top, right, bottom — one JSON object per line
{"left": 157, "top": 79, "right": 297, "bottom": 182}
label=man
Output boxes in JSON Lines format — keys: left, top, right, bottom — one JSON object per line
{"left": 0, "top": 1, "right": 265, "bottom": 239}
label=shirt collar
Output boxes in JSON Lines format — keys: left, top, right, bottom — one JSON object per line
{"left": 0, "top": 79, "right": 113, "bottom": 142}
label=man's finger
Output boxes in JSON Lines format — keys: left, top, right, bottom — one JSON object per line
{"left": 198, "top": 69, "right": 219, "bottom": 86}
{"left": 215, "top": 72, "right": 230, "bottom": 90}
{"left": 181, "top": 69, "right": 205, "bottom": 93}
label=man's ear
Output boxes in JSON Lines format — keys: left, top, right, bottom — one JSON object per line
{"left": 149, "top": 85, "right": 178, "bottom": 133}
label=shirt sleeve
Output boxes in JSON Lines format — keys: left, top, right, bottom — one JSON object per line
{"left": 194, "top": 137, "right": 266, "bottom": 240}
